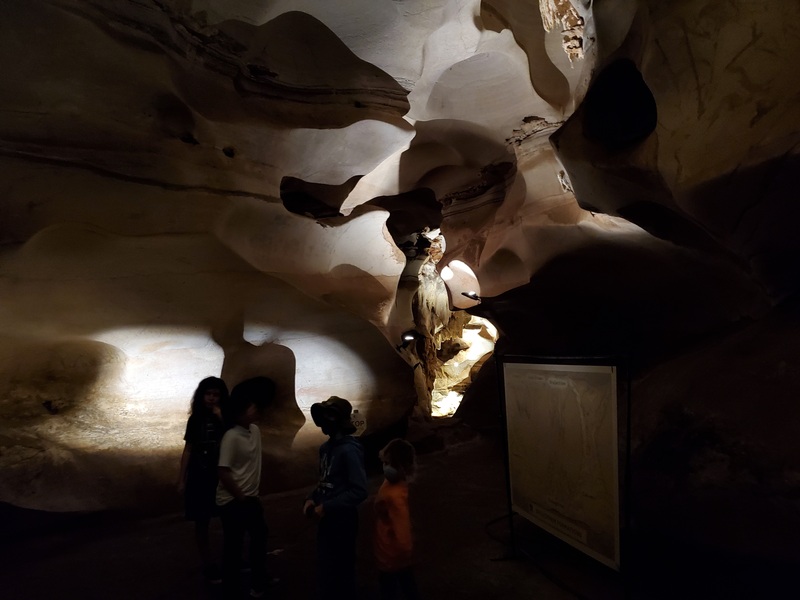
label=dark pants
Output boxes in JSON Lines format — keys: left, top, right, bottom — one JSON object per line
{"left": 220, "top": 497, "right": 268, "bottom": 598}
{"left": 317, "top": 509, "right": 359, "bottom": 600}
{"left": 379, "top": 568, "right": 420, "bottom": 600}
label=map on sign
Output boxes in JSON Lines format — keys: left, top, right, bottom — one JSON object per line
{"left": 503, "top": 362, "right": 620, "bottom": 570}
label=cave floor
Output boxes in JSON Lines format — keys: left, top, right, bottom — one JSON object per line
{"left": 1, "top": 421, "right": 795, "bottom": 600}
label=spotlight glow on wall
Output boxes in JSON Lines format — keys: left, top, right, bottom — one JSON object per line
{"left": 440, "top": 265, "right": 455, "bottom": 281}
{"left": 441, "top": 260, "right": 481, "bottom": 309}
{"left": 94, "top": 326, "right": 225, "bottom": 412}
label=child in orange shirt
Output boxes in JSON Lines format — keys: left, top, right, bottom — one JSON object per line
{"left": 373, "top": 439, "right": 421, "bottom": 600}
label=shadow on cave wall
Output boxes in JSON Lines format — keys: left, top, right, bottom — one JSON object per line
{"left": 220, "top": 342, "right": 309, "bottom": 493}
{"left": 582, "top": 58, "right": 657, "bottom": 151}
{"left": 213, "top": 310, "right": 315, "bottom": 493}
{"left": 627, "top": 291, "right": 800, "bottom": 560}
{"left": 0, "top": 337, "right": 124, "bottom": 427}
{"left": 685, "top": 152, "right": 800, "bottom": 299}
{"left": 280, "top": 175, "right": 360, "bottom": 219}
{"left": 470, "top": 239, "right": 764, "bottom": 362}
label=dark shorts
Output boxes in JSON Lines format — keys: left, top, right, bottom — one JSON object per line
{"left": 184, "top": 467, "right": 219, "bottom": 522}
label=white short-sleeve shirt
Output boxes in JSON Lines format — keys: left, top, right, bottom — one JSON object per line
{"left": 216, "top": 424, "right": 262, "bottom": 506}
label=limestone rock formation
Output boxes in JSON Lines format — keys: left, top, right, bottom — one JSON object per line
{"left": 1, "top": 0, "right": 799, "bottom": 563}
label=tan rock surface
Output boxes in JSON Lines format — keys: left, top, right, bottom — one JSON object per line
{"left": 0, "top": 3, "right": 798, "bottom": 564}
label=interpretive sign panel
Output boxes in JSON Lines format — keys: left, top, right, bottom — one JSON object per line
{"left": 503, "top": 362, "right": 620, "bottom": 570}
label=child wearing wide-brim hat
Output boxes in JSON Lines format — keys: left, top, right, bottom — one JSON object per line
{"left": 304, "top": 395, "right": 368, "bottom": 598}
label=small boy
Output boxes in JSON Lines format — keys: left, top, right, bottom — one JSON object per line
{"left": 217, "top": 377, "right": 274, "bottom": 599}
{"left": 374, "top": 439, "right": 420, "bottom": 599}
{"left": 303, "top": 396, "right": 368, "bottom": 599}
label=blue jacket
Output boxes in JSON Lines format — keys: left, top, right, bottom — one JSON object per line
{"left": 310, "top": 435, "right": 368, "bottom": 512}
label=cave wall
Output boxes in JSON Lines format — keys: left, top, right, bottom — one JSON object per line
{"left": 0, "top": 0, "right": 799, "bottom": 562}
{"left": 1, "top": 0, "right": 419, "bottom": 510}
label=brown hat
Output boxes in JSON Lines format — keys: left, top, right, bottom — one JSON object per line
{"left": 310, "top": 396, "right": 357, "bottom": 434}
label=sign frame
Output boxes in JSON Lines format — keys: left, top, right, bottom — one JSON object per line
{"left": 498, "top": 355, "right": 625, "bottom": 571}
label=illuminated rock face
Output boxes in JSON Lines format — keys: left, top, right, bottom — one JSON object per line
{"left": 1, "top": 0, "right": 799, "bottom": 557}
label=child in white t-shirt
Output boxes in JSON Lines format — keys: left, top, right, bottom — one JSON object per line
{"left": 217, "top": 377, "right": 275, "bottom": 599}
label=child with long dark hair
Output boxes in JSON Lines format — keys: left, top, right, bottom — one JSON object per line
{"left": 177, "top": 376, "right": 230, "bottom": 584}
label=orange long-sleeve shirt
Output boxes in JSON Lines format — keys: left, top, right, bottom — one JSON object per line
{"left": 373, "top": 479, "right": 413, "bottom": 572}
